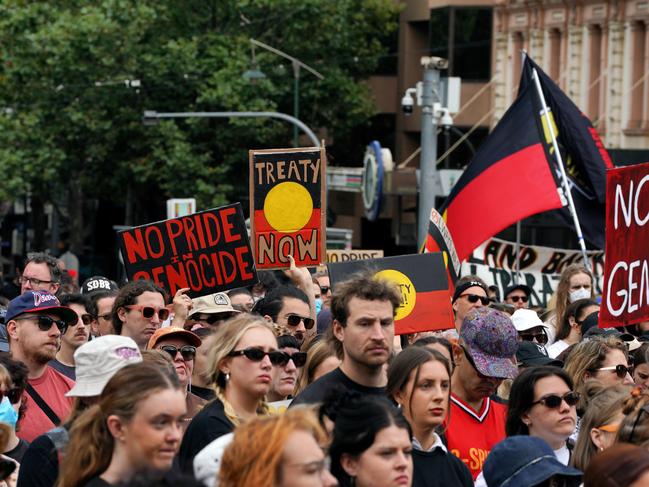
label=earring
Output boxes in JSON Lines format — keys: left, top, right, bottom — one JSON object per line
{"left": 224, "top": 373, "right": 230, "bottom": 382}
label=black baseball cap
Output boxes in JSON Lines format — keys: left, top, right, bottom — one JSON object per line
{"left": 516, "top": 341, "right": 563, "bottom": 368}
{"left": 504, "top": 284, "right": 532, "bottom": 299}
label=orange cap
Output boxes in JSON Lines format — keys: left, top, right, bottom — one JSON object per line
{"left": 146, "top": 326, "right": 202, "bottom": 350}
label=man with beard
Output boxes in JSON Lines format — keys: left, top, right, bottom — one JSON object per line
{"left": 147, "top": 327, "right": 205, "bottom": 432}
{"left": 291, "top": 273, "right": 400, "bottom": 406}
{"left": 5, "top": 290, "right": 77, "bottom": 442}
{"left": 446, "top": 307, "right": 518, "bottom": 479}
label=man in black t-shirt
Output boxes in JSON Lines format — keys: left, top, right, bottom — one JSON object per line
{"left": 291, "top": 272, "right": 401, "bottom": 406}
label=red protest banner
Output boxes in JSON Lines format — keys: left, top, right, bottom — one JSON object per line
{"left": 249, "top": 147, "right": 326, "bottom": 269}
{"left": 118, "top": 203, "right": 257, "bottom": 298}
{"left": 600, "top": 162, "right": 649, "bottom": 327}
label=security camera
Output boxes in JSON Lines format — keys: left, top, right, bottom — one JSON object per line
{"left": 439, "top": 108, "right": 453, "bottom": 128}
{"left": 401, "top": 87, "right": 417, "bottom": 116}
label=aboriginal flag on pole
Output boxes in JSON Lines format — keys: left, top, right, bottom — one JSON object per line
{"left": 519, "top": 55, "right": 614, "bottom": 250}
{"left": 439, "top": 66, "right": 565, "bottom": 262}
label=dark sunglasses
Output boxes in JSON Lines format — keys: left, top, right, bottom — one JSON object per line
{"left": 320, "top": 286, "right": 331, "bottom": 294}
{"left": 17, "top": 315, "right": 68, "bottom": 335}
{"left": 519, "top": 330, "right": 548, "bottom": 345}
{"left": 286, "top": 314, "right": 315, "bottom": 330}
{"left": 461, "top": 294, "right": 490, "bottom": 306}
{"left": 160, "top": 345, "right": 197, "bottom": 361}
{"left": 509, "top": 295, "right": 529, "bottom": 303}
{"left": 595, "top": 364, "right": 633, "bottom": 379}
{"left": 532, "top": 391, "right": 580, "bottom": 409}
{"left": 283, "top": 351, "right": 308, "bottom": 368}
{"left": 229, "top": 347, "right": 287, "bottom": 366}
{"left": 0, "top": 388, "right": 22, "bottom": 405}
{"left": 125, "top": 305, "right": 170, "bottom": 321}
{"left": 194, "top": 314, "right": 232, "bottom": 325}
{"left": 80, "top": 314, "right": 94, "bottom": 326}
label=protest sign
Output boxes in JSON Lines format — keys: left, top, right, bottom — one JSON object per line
{"left": 118, "top": 203, "right": 257, "bottom": 298}
{"left": 601, "top": 162, "right": 649, "bottom": 326}
{"left": 328, "top": 253, "right": 454, "bottom": 334}
{"left": 326, "top": 249, "right": 383, "bottom": 263}
{"left": 250, "top": 147, "right": 326, "bottom": 269}
{"left": 462, "top": 237, "right": 604, "bottom": 308}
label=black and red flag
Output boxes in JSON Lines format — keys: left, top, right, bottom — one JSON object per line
{"left": 439, "top": 67, "right": 565, "bottom": 262}
{"left": 519, "top": 55, "right": 614, "bottom": 250}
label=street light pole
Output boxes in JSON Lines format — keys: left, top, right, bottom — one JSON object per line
{"left": 142, "top": 110, "right": 321, "bottom": 148}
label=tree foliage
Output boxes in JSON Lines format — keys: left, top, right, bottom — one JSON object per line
{"left": 0, "top": 0, "right": 398, "bottom": 250}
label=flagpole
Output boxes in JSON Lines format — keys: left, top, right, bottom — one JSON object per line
{"left": 530, "top": 67, "right": 591, "bottom": 271}
{"left": 513, "top": 51, "right": 527, "bottom": 286}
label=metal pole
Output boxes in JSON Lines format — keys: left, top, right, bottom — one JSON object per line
{"left": 293, "top": 62, "right": 300, "bottom": 147}
{"left": 530, "top": 68, "right": 591, "bottom": 270}
{"left": 514, "top": 221, "right": 521, "bottom": 284}
{"left": 417, "top": 62, "right": 443, "bottom": 248}
{"left": 143, "top": 110, "right": 320, "bottom": 148}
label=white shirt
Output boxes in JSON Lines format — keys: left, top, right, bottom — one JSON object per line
{"left": 412, "top": 432, "right": 447, "bottom": 453}
{"left": 547, "top": 339, "right": 570, "bottom": 359}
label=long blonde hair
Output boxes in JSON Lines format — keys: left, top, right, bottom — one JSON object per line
{"left": 207, "top": 314, "right": 276, "bottom": 424}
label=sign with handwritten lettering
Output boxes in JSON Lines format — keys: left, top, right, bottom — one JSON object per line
{"left": 327, "top": 253, "right": 454, "bottom": 334}
{"left": 250, "top": 147, "right": 326, "bottom": 269}
{"left": 118, "top": 203, "right": 257, "bottom": 298}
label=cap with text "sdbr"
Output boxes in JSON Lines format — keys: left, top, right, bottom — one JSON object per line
{"left": 6, "top": 290, "right": 77, "bottom": 325}
{"left": 81, "top": 276, "right": 119, "bottom": 294}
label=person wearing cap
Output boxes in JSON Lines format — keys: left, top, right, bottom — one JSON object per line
{"left": 483, "top": 436, "right": 582, "bottom": 487}
{"left": 18, "top": 253, "right": 62, "bottom": 296}
{"left": 80, "top": 276, "right": 118, "bottom": 295}
{"left": 445, "top": 307, "right": 518, "bottom": 479}
{"left": 112, "top": 280, "right": 168, "bottom": 350}
{"left": 503, "top": 284, "right": 532, "bottom": 310}
{"left": 517, "top": 341, "right": 564, "bottom": 368}
{"left": 48, "top": 294, "right": 92, "bottom": 380}
{"left": 186, "top": 293, "right": 240, "bottom": 331}
{"left": 147, "top": 327, "right": 206, "bottom": 432}
{"left": 512, "top": 308, "right": 549, "bottom": 347}
{"left": 88, "top": 289, "right": 118, "bottom": 337}
{"left": 17, "top": 335, "right": 142, "bottom": 487}
{"left": 451, "top": 276, "right": 489, "bottom": 334}
{"left": 4, "top": 290, "right": 77, "bottom": 442}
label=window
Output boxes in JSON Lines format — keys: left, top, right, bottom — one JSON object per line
{"left": 588, "top": 25, "right": 603, "bottom": 125}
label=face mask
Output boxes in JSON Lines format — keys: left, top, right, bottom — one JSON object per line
{"left": 569, "top": 288, "right": 591, "bottom": 303}
{"left": 315, "top": 298, "right": 323, "bottom": 315}
{"left": 0, "top": 397, "right": 18, "bottom": 430}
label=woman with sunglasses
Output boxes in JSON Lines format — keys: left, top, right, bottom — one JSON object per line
{"left": 571, "top": 381, "right": 630, "bottom": 471}
{"left": 505, "top": 367, "right": 578, "bottom": 466}
{"left": 58, "top": 362, "right": 185, "bottom": 487}
{"left": 387, "top": 346, "right": 472, "bottom": 487}
{"left": 268, "top": 330, "right": 307, "bottom": 403}
{"left": 179, "top": 314, "right": 280, "bottom": 471}
{"left": 146, "top": 327, "right": 204, "bottom": 433}
{"left": 546, "top": 299, "right": 599, "bottom": 359}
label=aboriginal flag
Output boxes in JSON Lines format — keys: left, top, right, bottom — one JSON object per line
{"left": 327, "top": 252, "right": 454, "bottom": 334}
{"left": 520, "top": 55, "right": 614, "bottom": 250}
{"left": 439, "top": 66, "right": 565, "bottom": 262}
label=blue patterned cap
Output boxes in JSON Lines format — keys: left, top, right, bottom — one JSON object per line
{"left": 460, "top": 307, "right": 519, "bottom": 379}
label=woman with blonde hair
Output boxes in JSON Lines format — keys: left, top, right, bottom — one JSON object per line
{"left": 219, "top": 407, "right": 337, "bottom": 487}
{"left": 545, "top": 264, "right": 594, "bottom": 343}
{"left": 179, "top": 314, "right": 285, "bottom": 470}
{"left": 57, "top": 362, "right": 185, "bottom": 487}
{"left": 294, "top": 340, "right": 340, "bottom": 396}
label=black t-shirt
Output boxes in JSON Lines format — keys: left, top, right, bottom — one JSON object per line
{"left": 412, "top": 448, "right": 473, "bottom": 487}
{"left": 16, "top": 434, "right": 59, "bottom": 487}
{"left": 47, "top": 360, "right": 75, "bottom": 381}
{"left": 82, "top": 477, "right": 112, "bottom": 487}
{"left": 189, "top": 385, "right": 215, "bottom": 401}
{"left": 5, "top": 438, "right": 29, "bottom": 463}
{"left": 290, "top": 367, "right": 386, "bottom": 406}
{"left": 178, "top": 398, "right": 234, "bottom": 473}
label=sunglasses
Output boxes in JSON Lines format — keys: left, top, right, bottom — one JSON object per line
{"left": 508, "top": 295, "right": 529, "bottom": 303}
{"left": 193, "top": 314, "right": 231, "bottom": 325}
{"left": 320, "top": 286, "right": 331, "bottom": 294}
{"left": 595, "top": 364, "right": 633, "bottom": 379}
{"left": 229, "top": 347, "right": 288, "bottom": 366}
{"left": 283, "top": 351, "right": 308, "bottom": 368}
{"left": 80, "top": 314, "right": 94, "bottom": 326}
{"left": 17, "top": 315, "right": 68, "bottom": 335}
{"left": 286, "top": 314, "right": 315, "bottom": 330}
{"left": 160, "top": 345, "right": 197, "bottom": 361}
{"left": 124, "top": 305, "right": 170, "bottom": 321}
{"left": 519, "top": 330, "right": 548, "bottom": 345}
{"left": 461, "top": 294, "right": 490, "bottom": 306}
{"left": 0, "top": 388, "right": 22, "bottom": 405}
{"left": 531, "top": 391, "right": 580, "bottom": 409}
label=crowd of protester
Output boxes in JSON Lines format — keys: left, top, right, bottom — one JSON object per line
{"left": 0, "top": 252, "right": 648, "bottom": 486}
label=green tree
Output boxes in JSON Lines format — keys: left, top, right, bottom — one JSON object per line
{"left": 0, "top": 0, "right": 398, "bottom": 254}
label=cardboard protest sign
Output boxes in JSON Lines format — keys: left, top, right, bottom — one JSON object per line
{"left": 326, "top": 249, "right": 383, "bottom": 263}
{"left": 328, "top": 253, "right": 454, "bottom": 334}
{"left": 462, "top": 237, "right": 604, "bottom": 308}
{"left": 118, "top": 203, "right": 257, "bottom": 298}
{"left": 423, "top": 208, "right": 461, "bottom": 290}
{"left": 250, "top": 147, "right": 326, "bottom": 269}
{"left": 601, "top": 162, "right": 649, "bottom": 326}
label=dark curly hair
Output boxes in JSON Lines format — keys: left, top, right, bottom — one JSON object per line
{"left": 111, "top": 280, "right": 167, "bottom": 335}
